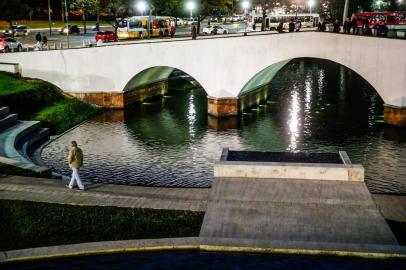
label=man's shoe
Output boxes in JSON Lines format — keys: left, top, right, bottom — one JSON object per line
{"left": 65, "top": 184, "right": 72, "bottom": 189}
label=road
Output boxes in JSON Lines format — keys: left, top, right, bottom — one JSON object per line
{"left": 7, "top": 22, "right": 251, "bottom": 50}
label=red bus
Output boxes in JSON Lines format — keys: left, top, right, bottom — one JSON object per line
{"left": 353, "top": 12, "right": 406, "bottom": 30}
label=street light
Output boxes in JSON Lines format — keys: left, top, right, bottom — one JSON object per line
{"left": 47, "top": 0, "right": 52, "bottom": 35}
{"left": 242, "top": 1, "right": 250, "bottom": 35}
{"left": 137, "top": 1, "right": 147, "bottom": 16}
{"left": 186, "top": 1, "right": 195, "bottom": 19}
{"left": 376, "top": 0, "right": 383, "bottom": 11}
{"left": 64, "top": 0, "right": 69, "bottom": 48}
{"left": 242, "top": 1, "right": 250, "bottom": 15}
{"left": 308, "top": 0, "right": 315, "bottom": 15}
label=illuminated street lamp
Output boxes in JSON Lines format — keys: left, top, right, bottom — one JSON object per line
{"left": 242, "top": 1, "right": 250, "bottom": 15}
{"left": 187, "top": 1, "right": 196, "bottom": 19}
{"left": 308, "top": 0, "right": 315, "bottom": 15}
{"left": 376, "top": 0, "right": 383, "bottom": 11}
{"left": 136, "top": 1, "right": 147, "bottom": 15}
{"left": 136, "top": 1, "right": 154, "bottom": 39}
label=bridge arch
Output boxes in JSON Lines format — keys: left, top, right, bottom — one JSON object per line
{"left": 121, "top": 65, "right": 208, "bottom": 106}
{"left": 237, "top": 57, "right": 384, "bottom": 112}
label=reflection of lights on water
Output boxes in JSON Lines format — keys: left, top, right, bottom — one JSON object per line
{"left": 317, "top": 69, "right": 325, "bottom": 102}
{"left": 188, "top": 94, "right": 197, "bottom": 164}
{"left": 188, "top": 94, "right": 196, "bottom": 136}
{"left": 287, "top": 91, "right": 301, "bottom": 152}
{"left": 305, "top": 76, "right": 312, "bottom": 112}
{"left": 304, "top": 76, "right": 312, "bottom": 136}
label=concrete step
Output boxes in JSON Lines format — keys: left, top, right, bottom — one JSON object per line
{"left": 0, "top": 121, "right": 41, "bottom": 164}
{"left": 0, "top": 106, "right": 9, "bottom": 117}
{"left": 0, "top": 113, "right": 18, "bottom": 131}
{"left": 18, "top": 127, "right": 50, "bottom": 160}
{"left": 0, "top": 120, "right": 51, "bottom": 176}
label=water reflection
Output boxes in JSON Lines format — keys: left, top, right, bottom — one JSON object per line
{"left": 287, "top": 90, "right": 301, "bottom": 152}
{"left": 41, "top": 59, "right": 406, "bottom": 193}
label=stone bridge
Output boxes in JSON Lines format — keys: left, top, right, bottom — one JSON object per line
{"left": 0, "top": 32, "right": 405, "bottom": 126}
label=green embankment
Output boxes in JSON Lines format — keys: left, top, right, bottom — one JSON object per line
{"left": 0, "top": 199, "right": 204, "bottom": 251}
{"left": 0, "top": 71, "right": 100, "bottom": 134}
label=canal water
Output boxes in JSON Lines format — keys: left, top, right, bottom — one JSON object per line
{"left": 3, "top": 251, "right": 406, "bottom": 270}
{"left": 41, "top": 58, "right": 406, "bottom": 194}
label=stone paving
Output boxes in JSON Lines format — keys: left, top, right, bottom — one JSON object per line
{"left": 200, "top": 177, "right": 405, "bottom": 255}
{"left": 0, "top": 175, "right": 209, "bottom": 211}
{"left": 1, "top": 174, "right": 406, "bottom": 262}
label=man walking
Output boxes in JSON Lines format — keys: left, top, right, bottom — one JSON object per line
{"left": 66, "top": 141, "right": 85, "bottom": 190}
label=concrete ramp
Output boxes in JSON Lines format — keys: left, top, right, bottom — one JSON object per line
{"left": 200, "top": 177, "right": 399, "bottom": 252}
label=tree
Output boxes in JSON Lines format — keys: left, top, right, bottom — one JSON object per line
{"left": 195, "top": 0, "right": 232, "bottom": 33}
{"left": 0, "top": 0, "right": 30, "bottom": 27}
{"left": 70, "top": 0, "right": 100, "bottom": 34}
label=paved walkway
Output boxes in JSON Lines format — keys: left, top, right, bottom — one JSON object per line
{"left": 200, "top": 177, "right": 405, "bottom": 255}
{"left": 0, "top": 175, "right": 209, "bottom": 211}
{"left": 1, "top": 174, "right": 406, "bottom": 261}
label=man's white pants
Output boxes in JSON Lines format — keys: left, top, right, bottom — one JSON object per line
{"left": 69, "top": 168, "right": 84, "bottom": 190}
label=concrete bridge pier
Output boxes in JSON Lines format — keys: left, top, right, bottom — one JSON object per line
{"left": 384, "top": 105, "right": 406, "bottom": 127}
{"left": 207, "top": 97, "right": 238, "bottom": 117}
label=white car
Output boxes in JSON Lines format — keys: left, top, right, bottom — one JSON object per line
{"left": 202, "top": 25, "right": 228, "bottom": 35}
{"left": 0, "top": 37, "right": 23, "bottom": 53}
{"left": 184, "top": 18, "right": 197, "bottom": 25}
{"left": 176, "top": 18, "right": 184, "bottom": 26}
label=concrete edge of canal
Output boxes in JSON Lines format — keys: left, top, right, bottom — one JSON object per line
{"left": 1, "top": 237, "right": 406, "bottom": 264}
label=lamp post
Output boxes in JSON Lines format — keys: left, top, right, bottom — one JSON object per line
{"left": 137, "top": 1, "right": 154, "bottom": 39}
{"left": 187, "top": 1, "right": 195, "bottom": 19}
{"left": 47, "top": 0, "right": 52, "bottom": 35}
{"left": 242, "top": 1, "right": 249, "bottom": 15}
{"left": 242, "top": 1, "right": 250, "bottom": 34}
{"left": 64, "top": 0, "right": 69, "bottom": 48}
{"left": 343, "top": 0, "right": 349, "bottom": 24}
{"left": 308, "top": 0, "right": 315, "bottom": 16}
{"left": 376, "top": 0, "right": 382, "bottom": 11}
{"left": 399, "top": 0, "right": 402, "bottom": 12}
{"left": 137, "top": 1, "right": 147, "bottom": 16}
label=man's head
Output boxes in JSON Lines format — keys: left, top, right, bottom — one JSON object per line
{"left": 71, "top": 141, "right": 77, "bottom": 147}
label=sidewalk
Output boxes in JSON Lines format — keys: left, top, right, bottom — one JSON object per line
{"left": 0, "top": 175, "right": 209, "bottom": 211}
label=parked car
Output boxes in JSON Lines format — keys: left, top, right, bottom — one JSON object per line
{"left": 202, "top": 25, "right": 228, "bottom": 35}
{"left": 95, "top": 31, "right": 118, "bottom": 42}
{"left": 176, "top": 18, "right": 185, "bottom": 26}
{"left": 231, "top": 15, "right": 244, "bottom": 22}
{"left": 3, "top": 25, "right": 29, "bottom": 37}
{"left": 184, "top": 18, "right": 197, "bottom": 25}
{"left": 210, "top": 15, "right": 224, "bottom": 22}
{"left": 0, "top": 38, "right": 23, "bottom": 53}
{"left": 58, "top": 25, "right": 80, "bottom": 35}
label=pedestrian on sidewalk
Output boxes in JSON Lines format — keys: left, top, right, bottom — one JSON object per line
{"left": 66, "top": 141, "right": 85, "bottom": 191}
{"left": 343, "top": 17, "right": 351, "bottom": 34}
{"left": 35, "top": 32, "right": 42, "bottom": 51}
{"left": 191, "top": 26, "right": 197, "bottom": 40}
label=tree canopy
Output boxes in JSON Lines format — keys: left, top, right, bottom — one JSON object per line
{"left": 0, "top": 0, "right": 31, "bottom": 26}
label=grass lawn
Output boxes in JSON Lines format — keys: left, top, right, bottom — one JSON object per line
{"left": 34, "top": 99, "right": 100, "bottom": 134}
{"left": 0, "top": 20, "right": 113, "bottom": 30}
{"left": 0, "top": 199, "right": 204, "bottom": 251}
{"left": 0, "top": 72, "right": 101, "bottom": 134}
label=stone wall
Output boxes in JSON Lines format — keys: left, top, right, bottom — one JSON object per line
{"left": 68, "top": 81, "right": 168, "bottom": 109}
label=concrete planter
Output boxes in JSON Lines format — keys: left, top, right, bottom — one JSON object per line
{"left": 214, "top": 149, "right": 364, "bottom": 182}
